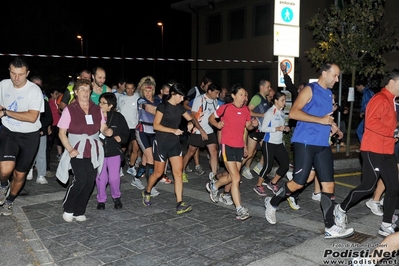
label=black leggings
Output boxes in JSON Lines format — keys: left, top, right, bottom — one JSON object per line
{"left": 259, "top": 142, "right": 289, "bottom": 179}
{"left": 340, "top": 151, "right": 399, "bottom": 224}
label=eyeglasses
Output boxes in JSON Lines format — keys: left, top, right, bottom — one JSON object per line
{"left": 99, "top": 101, "right": 108, "bottom": 105}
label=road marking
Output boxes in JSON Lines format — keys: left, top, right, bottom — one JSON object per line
{"left": 334, "top": 172, "right": 361, "bottom": 178}
{"left": 333, "top": 172, "right": 361, "bottom": 188}
{"left": 334, "top": 181, "right": 356, "bottom": 189}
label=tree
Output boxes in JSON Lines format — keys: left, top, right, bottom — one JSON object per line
{"left": 305, "top": 0, "right": 398, "bottom": 155}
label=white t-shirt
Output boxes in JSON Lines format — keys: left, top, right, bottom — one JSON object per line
{"left": 0, "top": 79, "right": 44, "bottom": 133}
{"left": 118, "top": 93, "right": 139, "bottom": 129}
{"left": 191, "top": 94, "right": 218, "bottom": 134}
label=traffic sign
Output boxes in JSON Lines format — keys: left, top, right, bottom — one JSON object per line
{"left": 274, "top": 0, "right": 300, "bottom": 26}
{"left": 278, "top": 56, "right": 295, "bottom": 88}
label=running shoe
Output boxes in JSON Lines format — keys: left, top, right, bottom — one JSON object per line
{"left": 185, "top": 165, "right": 193, "bottom": 173}
{"left": 311, "top": 192, "right": 321, "bottom": 202}
{"left": 378, "top": 223, "right": 396, "bottom": 237}
{"left": 176, "top": 202, "right": 192, "bottom": 214}
{"left": 287, "top": 196, "right": 300, "bottom": 210}
{"left": 0, "top": 181, "right": 10, "bottom": 205}
{"left": 26, "top": 169, "right": 33, "bottom": 181}
{"left": 119, "top": 167, "right": 125, "bottom": 177}
{"left": 253, "top": 185, "right": 267, "bottom": 196}
{"left": 209, "top": 172, "right": 217, "bottom": 182}
{"left": 62, "top": 212, "right": 73, "bottom": 222}
{"left": 36, "top": 176, "right": 48, "bottom": 184}
{"left": 219, "top": 193, "right": 233, "bottom": 205}
{"left": 365, "top": 199, "right": 383, "bottom": 216}
{"left": 236, "top": 207, "right": 251, "bottom": 221}
{"left": 324, "top": 225, "right": 354, "bottom": 239}
{"left": 206, "top": 181, "right": 218, "bottom": 203}
{"left": 333, "top": 204, "right": 348, "bottom": 229}
{"left": 182, "top": 172, "right": 189, "bottom": 183}
{"left": 127, "top": 166, "right": 137, "bottom": 177}
{"left": 160, "top": 174, "right": 172, "bottom": 184}
{"left": 242, "top": 167, "right": 254, "bottom": 180}
{"left": 194, "top": 165, "right": 205, "bottom": 176}
{"left": 73, "top": 215, "right": 87, "bottom": 222}
{"left": 265, "top": 181, "right": 279, "bottom": 194}
{"left": 264, "top": 197, "right": 277, "bottom": 224}
{"left": 142, "top": 191, "right": 151, "bottom": 206}
{"left": 151, "top": 187, "right": 160, "bottom": 197}
{"left": 130, "top": 177, "right": 145, "bottom": 190}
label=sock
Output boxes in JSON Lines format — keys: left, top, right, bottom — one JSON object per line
{"left": 177, "top": 201, "right": 182, "bottom": 207}
{"left": 236, "top": 206, "right": 242, "bottom": 211}
{"left": 271, "top": 182, "right": 291, "bottom": 206}
{"left": 320, "top": 192, "right": 335, "bottom": 228}
{"left": 1, "top": 181, "right": 8, "bottom": 187}
{"left": 382, "top": 222, "right": 391, "bottom": 227}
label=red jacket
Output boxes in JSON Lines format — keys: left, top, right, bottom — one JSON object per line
{"left": 361, "top": 88, "right": 397, "bottom": 154}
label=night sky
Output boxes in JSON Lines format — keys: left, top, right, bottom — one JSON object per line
{"left": 0, "top": 1, "right": 191, "bottom": 90}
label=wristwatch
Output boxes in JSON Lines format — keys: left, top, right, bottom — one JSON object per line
{"left": 2, "top": 108, "right": 7, "bottom": 117}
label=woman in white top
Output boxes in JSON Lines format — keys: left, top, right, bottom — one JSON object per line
{"left": 253, "top": 92, "right": 290, "bottom": 196}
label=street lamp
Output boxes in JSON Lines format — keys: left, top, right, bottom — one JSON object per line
{"left": 157, "top": 22, "right": 164, "bottom": 57}
{"left": 77, "top": 35, "right": 83, "bottom": 55}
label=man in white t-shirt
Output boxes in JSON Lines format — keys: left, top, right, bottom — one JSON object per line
{"left": 182, "top": 83, "right": 220, "bottom": 182}
{"left": 0, "top": 57, "right": 44, "bottom": 216}
{"left": 117, "top": 80, "right": 143, "bottom": 189}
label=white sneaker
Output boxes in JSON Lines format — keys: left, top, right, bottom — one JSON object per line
{"left": 365, "top": 199, "right": 383, "bottom": 216}
{"left": 127, "top": 167, "right": 136, "bottom": 177}
{"left": 286, "top": 171, "right": 293, "bottom": 181}
{"left": 185, "top": 165, "right": 193, "bottom": 173}
{"left": 209, "top": 172, "right": 217, "bottom": 182}
{"left": 130, "top": 177, "right": 145, "bottom": 190}
{"left": 151, "top": 187, "right": 160, "bottom": 197}
{"left": 242, "top": 167, "right": 254, "bottom": 180}
{"left": 219, "top": 192, "right": 233, "bottom": 205}
{"left": 36, "top": 176, "right": 48, "bottom": 184}
{"left": 119, "top": 167, "right": 124, "bottom": 177}
{"left": 253, "top": 162, "right": 263, "bottom": 175}
{"left": 324, "top": 224, "right": 354, "bottom": 239}
{"left": 378, "top": 223, "right": 396, "bottom": 237}
{"left": 27, "top": 169, "right": 33, "bottom": 181}
{"left": 73, "top": 215, "right": 87, "bottom": 222}
{"left": 287, "top": 196, "right": 300, "bottom": 210}
{"left": 62, "top": 212, "right": 73, "bottom": 222}
{"left": 311, "top": 192, "right": 321, "bottom": 202}
{"left": 264, "top": 197, "right": 277, "bottom": 224}
{"left": 333, "top": 204, "right": 348, "bottom": 229}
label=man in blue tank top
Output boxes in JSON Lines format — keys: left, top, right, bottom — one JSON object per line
{"left": 264, "top": 63, "right": 354, "bottom": 239}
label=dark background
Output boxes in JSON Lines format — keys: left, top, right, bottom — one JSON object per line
{"left": 0, "top": 1, "right": 192, "bottom": 92}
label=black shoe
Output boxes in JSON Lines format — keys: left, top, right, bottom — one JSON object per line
{"left": 97, "top": 202, "right": 105, "bottom": 210}
{"left": 113, "top": 198, "right": 122, "bottom": 209}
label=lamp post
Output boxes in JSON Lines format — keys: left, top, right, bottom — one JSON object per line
{"left": 157, "top": 22, "right": 164, "bottom": 57}
{"left": 77, "top": 35, "right": 83, "bottom": 55}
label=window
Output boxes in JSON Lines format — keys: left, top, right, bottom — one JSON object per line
{"left": 228, "top": 69, "right": 244, "bottom": 87}
{"left": 228, "top": 8, "right": 246, "bottom": 41}
{"left": 253, "top": 2, "right": 273, "bottom": 36}
{"left": 207, "top": 13, "right": 222, "bottom": 44}
{"left": 206, "top": 70, "right": 222, "bottom": 87}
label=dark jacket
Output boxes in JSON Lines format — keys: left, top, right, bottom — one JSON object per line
{"left": 102, "top": 110, "right": 129, "bottom": 157}
{"left": 40, "top": 100, "right": 53, "bottom": 136}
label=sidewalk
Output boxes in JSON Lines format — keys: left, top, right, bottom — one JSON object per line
{"left": 3, "top": 141, "right": 385, "bottom": 266}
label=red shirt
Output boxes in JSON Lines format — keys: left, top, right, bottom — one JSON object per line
{"left": 215, "top": 103, "right": 251, "bottom": 148}
{"left": 49, "top": 98, "right": 60, "bottom": 126}
{"left": 361, "top": 88, "right": 397, "bottom": 154}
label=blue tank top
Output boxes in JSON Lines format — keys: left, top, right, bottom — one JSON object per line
{"left": 291, "top": 82, "right": 332, "bottom": 147}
